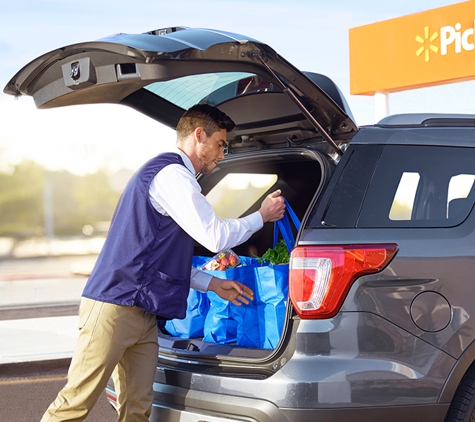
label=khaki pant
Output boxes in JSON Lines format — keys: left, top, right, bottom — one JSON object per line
{"left": 40, "top": 297, "right": 159, "bottom": 422}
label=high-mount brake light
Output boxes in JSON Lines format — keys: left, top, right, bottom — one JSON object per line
{"left": 289, "top": 244, "right": 397, "bottom": 319}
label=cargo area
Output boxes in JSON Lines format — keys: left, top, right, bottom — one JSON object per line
{"left": 157, "top": 148, "right": 326, "bottom": 357}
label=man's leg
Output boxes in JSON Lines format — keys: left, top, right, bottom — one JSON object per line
{"left": 40, "top": 298, "right": 143, "bottom": 422}
{"left": 112, "top": 309, "right": 159, "bottom": 422}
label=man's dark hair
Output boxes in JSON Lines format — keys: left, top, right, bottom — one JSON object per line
{"left": 176, "top": 104, "right": 235, "bottom": 140}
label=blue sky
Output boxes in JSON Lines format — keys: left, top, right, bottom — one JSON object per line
{"left": 0, "top": 0, "right": 468, "bottom": 174}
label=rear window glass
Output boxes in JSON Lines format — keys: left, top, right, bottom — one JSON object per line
{"left": 358, "top": 145, "right": 475, "bottom": 228}
{"left": 144, "top": 72, "right": 276, "bottom": 110}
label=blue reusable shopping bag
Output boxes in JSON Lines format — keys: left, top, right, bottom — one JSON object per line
{"left": 166, "top": 201, "right": 300, "bottom": 349}
{"left": 202, "top": 256, "right": 264, "bottom": 346}
{"left": 164, "top": 257, "right": 210, "bottom": 338}
{"left": 203, "top": 290, "right": 240, "bottom": 344}
{"left": 202, "top": 258, "right": 290, "bottom": 349}
{"left": 203, "top": 200, "right": 300, "bottom": 349}
{"left": 164, "top": 288, "right": 210, "bottom": 338}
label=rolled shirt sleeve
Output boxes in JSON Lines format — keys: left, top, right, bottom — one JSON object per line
{"left": 190, "top": 268, "right": 213, "bottom": 292}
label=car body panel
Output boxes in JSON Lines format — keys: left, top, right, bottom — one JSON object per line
{"left": 153, "top": 312, "right": 455, "bottom": 404}
{"left": 299, "top": 219, "right": 475, "bottom": 359}
{"left": 140, "top": 311, "right": 454, "bottom": 422}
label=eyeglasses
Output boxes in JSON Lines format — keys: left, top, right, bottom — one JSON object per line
{"left": 219, "top": 141, "right": 229, "bottom": 155}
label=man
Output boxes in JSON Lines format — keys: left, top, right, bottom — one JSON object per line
{"left": 40, "top": 104, "right": 285, "bottom": 421}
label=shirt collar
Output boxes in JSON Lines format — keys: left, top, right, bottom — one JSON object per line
{"left": 171, "top": 147, "right": 196, "bottom": 175}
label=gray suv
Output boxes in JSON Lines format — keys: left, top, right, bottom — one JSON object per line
{"left": 6, "top": 26, "right": 475, "bottom": 422}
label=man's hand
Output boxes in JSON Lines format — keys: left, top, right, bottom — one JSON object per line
{"left": 259, "top": 189, "right": 286, "bottom": 223}
{"left": 208, "top": 277, "right": 254, "bottom": 306}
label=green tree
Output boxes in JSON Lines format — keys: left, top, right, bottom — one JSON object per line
{"left": 0, "top": 160, "right": 45, "bottom": 238}
{"left": 0, "top": 161, "right": 122, "bottom": 238}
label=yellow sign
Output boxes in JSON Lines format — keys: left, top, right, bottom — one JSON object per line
{"left": 349, "top": 0, "right": 475, "bottom": 95}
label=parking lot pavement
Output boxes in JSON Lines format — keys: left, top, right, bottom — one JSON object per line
{"left": 0, "top": 314, "right": 78, "bottom": 365}
{"left": 0, "top": 274, "right": 86, "bottom": 367}
{"left": 0, "top": 252, "right": 98, "bottom": 371}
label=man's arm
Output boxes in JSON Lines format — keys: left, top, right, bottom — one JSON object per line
{"left": 150, "top": 164, "right": 284, "bottom": 252}
{"left": 190, "top": 267, "right": 254, "bottom": 305}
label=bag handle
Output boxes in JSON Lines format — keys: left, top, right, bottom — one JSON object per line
{"left": 273, "top": 199, "right": 301, "bottom": 252}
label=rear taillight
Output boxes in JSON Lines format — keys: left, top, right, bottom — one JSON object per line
{"left": 105, "top": 390, "right": 117, "bottom": 409}
{"left": 289, "top": 244, "right": 397, "bottom": 319}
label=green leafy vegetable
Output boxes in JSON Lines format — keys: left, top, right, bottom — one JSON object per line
{"left": 257, "top": 239, "right": 290, "bottom": 265}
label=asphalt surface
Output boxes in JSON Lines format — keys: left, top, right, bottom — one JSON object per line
{"left": 0, "top": 369, "right": 117, "bottom": 421}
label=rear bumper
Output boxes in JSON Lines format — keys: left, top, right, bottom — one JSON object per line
{"left": 149, "top": 382, "right": 449, "bottom": 422}
{"left": 110, "top": 312, "right": 458, "bottom": 421}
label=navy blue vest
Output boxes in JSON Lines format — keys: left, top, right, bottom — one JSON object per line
{"left": 82, "top": 153, "right": 195, "bottom": 319}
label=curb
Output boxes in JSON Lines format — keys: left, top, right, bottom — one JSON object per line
{"left": 0, "top": 358, "right": 72, "bottom": 379}
{"left": 0, "top": 303, "right": 79, "bottom": 321}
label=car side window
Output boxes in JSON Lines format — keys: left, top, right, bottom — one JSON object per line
{"left": 316, "top": 145, "right": 383, "bottom": 228}
{"left": 358, "top": 145, "right": 475, "bottom": 228}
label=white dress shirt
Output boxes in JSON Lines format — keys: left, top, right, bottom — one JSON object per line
{"left": 149, "top": 147, "right": 263, "bottom": 292}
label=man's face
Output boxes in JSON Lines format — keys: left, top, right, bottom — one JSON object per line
{"left": 197, "top": 128, "right": 228, "bottom": 175}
